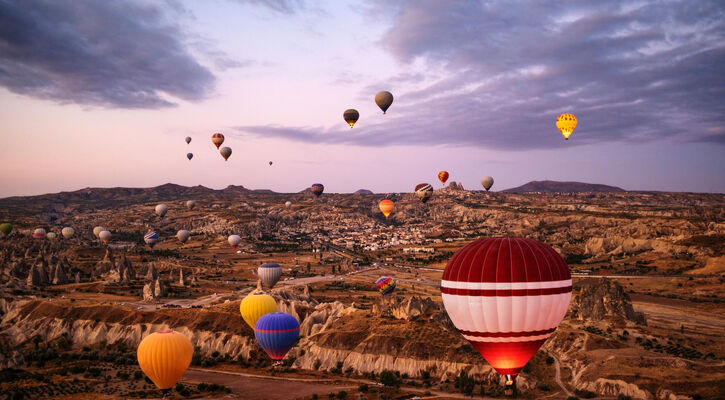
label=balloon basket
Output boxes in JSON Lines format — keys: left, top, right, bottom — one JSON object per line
{"left": 504, "top": 375, "right": 517, "bottom": 398}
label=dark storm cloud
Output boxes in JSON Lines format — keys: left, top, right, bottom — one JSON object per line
{"left": 0, "top": 0, "right": 215, "bottom": 108}
{"left": 241, "top": 0, "right": 725, "bottom": 150}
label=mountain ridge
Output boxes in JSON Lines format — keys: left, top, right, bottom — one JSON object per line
{"left": 503, "top": 180, "right": 626, "bottom": 193}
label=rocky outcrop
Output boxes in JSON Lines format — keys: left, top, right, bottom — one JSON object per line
{"left": 142, "top": 279, "right": 167, "bottom": 301}
{"left": 145, "top": 264, "right": 158, "bottom": 281}
{"left": 577, "top": 378, "right": 651, "bottom": 399}
{"left": 94, "top": 249, "right": 115, "bottom": 277}
{"left": 571, "top": 278, "right": 646, "bottom": 325}
{"left": 372, "top": 296, "right": 438, "bottom": 320}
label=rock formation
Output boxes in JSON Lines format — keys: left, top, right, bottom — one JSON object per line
{"left": 570, "top": 278, "right": 646, "bottom": 325}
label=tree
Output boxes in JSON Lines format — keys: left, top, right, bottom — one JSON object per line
{"left": 454, "top": 370, "right": 475, "bottom": 397}
{"left": 379, "top": 370, "right": 401, "bottom": 387}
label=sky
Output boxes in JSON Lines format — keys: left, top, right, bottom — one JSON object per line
{"left": 0, "top": 0, "right": 724, "bottom": 196}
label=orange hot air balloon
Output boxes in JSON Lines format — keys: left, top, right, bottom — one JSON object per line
{"left": 379, "top": 199, "right": 394, "bottom": 218}
{"left": 137, "top": 330, "right": 193, "bottom": 392}
{"left": 211, "top": 132, "right": 225, "bottom": 148}
{"left": 438, "top": 171, "right": 449, "bottom": 185}
{"left": 556, "top": 113, "right": 577, "bottom": 140}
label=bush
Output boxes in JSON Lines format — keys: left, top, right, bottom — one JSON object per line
{"left": 358, "top": 384, "right": 368, "bottom": 392}
{"left": 335, "top": 391, "right": 347, "bottom": 399}
{"left": 313, "top": 359, "right": 321, "bottom": 370}
{"left": 133, "top": 371, "right": 143, "bottom": 380}
{"left": 574, "top": 389, "right": 597, "bottom": 398}
{"left": 617, "top": 395, "right": 632, "bottom": 400}
{"left": 379, "top": 370, "right": 401, "bottom": 387}
{"left": 545, "top": 356, "right": 555, "bottom": 365}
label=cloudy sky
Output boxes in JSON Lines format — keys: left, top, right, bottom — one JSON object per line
{"left": 1, "top": 0, "right": 723, "bottom": 196}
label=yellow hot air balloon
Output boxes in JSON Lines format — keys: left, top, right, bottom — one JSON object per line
{"left": 379, "top": 199, "right": 394, "bottom": 218}
{"left": 556, "top": 113, "right": 577, "bottom": 140}
{"left": 137, "top": 330, "right": 193, "bottom": 391}
{"left": 240, "top": 292, "right": 277, "bottom": 330}
{"left": 343, "top": 109, "right": 359, "bottom": 128}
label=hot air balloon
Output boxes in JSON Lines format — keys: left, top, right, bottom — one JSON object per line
{"left": 98, "top": 230, "right": 112, "bottom": 244}
{"left": 186, "top": 153, "right": 193, "bottom": 160}
{"left": 415, "top": 183, "right": 433, "bottom": 203}
{"left": 211, "top": 132, "right": 225, "bottom": 148}
{"left": 61, "top": 227, "right": 74, "bottom": 238}
{"left": 46, "top": 232, "right": 57, "bottom": 240}
{"left": 144, "top": 232, "right": 159, "bottom": 248}
{"left": 186, "top": 200, "right": 196, "bottom": 210}
{"left": 254, "top": 312, "right": 300, "bottom": 360}
{"left": 137, "top": 330, "right": 193, "bottom": 393}
{"left": 0, "top": 223, "right": 12, "bottom": 237}
{"left": 376, "top": 276, "right": 396, "bottom": 295}
{"left": 220, "top": 146, "right": 232, "bottom": 161}
{"left": 481, "top": 176, "right": 494, "bottom": 191}
{"left": 176, "top": 230, "right": 190, "bottom": 244}
{"left": 311, "top": 184, "right": 324, "bottom": 197}
{"left": 240, "top": 293, "right": 277, "bottom": 330}
{"left": 258, "top": 262, "right": 283, "bottom": 289}
{"left": 269, "top": 161, "right": 273, "bottom": 166}
{"left": 379, "top": 199, "right": 394, "bottom": 218}
{"left": 33, "top": 228, "right": 46, "bottom": 239}
{"left": 155, "top": 204, "right": 168, "bottom": 218}
{"left": 375, "top": 91, "right": 394, "bottom": 114}
{"left": 285, "top": 201, "right": 292, "bottom": 208}
{"left": 185, "top": 136, "right": 191, "bottom": 144}
{"left": 556, "top": 113, "right": 577, "bottom": 140}
{"left": 441, "top": 237, "right": 572, "bottom": 391}
{"left": 343, "top": 109, "right": 359, "bottom": 128}
{"left": 438, "top": 171, "right": 449, "bottom": 185}
{"left": 228, "top": 234, "right": 242, "bottom": 249}
{"left": 93, "top": 226, "right": 104, "bottom": 238}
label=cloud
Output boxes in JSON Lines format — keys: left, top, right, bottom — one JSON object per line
{"left": 244, "top": 0, "right": 725, "bottom": 150}
{"left": 235, "top": 0, "right": 305, "bottom": 14}
{"left": 0, "top": 0, "right": 215, "bottom": 108}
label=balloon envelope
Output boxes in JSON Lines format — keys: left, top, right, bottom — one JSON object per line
{"left": 438, "top": 171, "right": 449, "bottom": 185}
{"left": 61, "top": 227, "right": 74, "bottom": 238}
{"left": 220, "top": 146, "right": 232, "bottom": 161}
{"left": 93, "top": 226, "right": 105, "bottom": 237}
{"left": 185, "top": 136, "right": 191, "bottom": 144}
{"left": 311, "top": 184, "right": 324, "bottom": 197}
{"left": 228, "top": 234, "right": 242, "bottom": 249}
{"left": 98, "top": 230, "right": 112, "bottom": 244}
{"left": 211, "top": 132, "right": 225, "bottom": 148}
{"left": 481, "top": 176, "right": 494, "bottom": 191}
{"left": 285, "top": 201, "right": 292, "bottom": 208}
{"left": 441, "top": 237, "right": 572, "bottom": 378}
{"left": 254, "top": 312, "right": 300, "bottom": 360}
{"left": 415, "top": 183, "right": 433, "bottom": 203}
{"left": 343, "top": 109, "right": 359, "bottom": 128}
{"left": 155, "top": 204, "right": 168, "bottom": 218}
{"left": 0, "top": 223, "right": 12, "bottom": 237}
{"left": 176, "top": 230, "right": 190, "bottom": 243}
{"left": 33, "top": 228, "right": 46, "bottom": 238}
{"left": 375, "top": 91, "right": 394, "bottom": 114}
{"left": 376, "top": 276, "right": 396, "bottom": 295}
{"left": 46, "top": 232, "right": 57, "bottom": 240}
{"left": 137, "top": 330, "right": 193, "bottom": 390}
{"left": 144, "top": 232, "right": 159, "bottom": 248}
{"left": 379, "top": 199, "right": 394, "bottom": 218}
{"left": 240, "top": 293, "right": 277, "bottom": 330}
{"left": 186, "top": 200, "right": 196, "bottom": 210}
{"left": 556, "top": 113, "right": 577, "bottom": 140}
{"left": 186, "top": 153, "right": 193, "bottom": 160}
{"left": 258, "top": 262, "right": 283, "bottom": 289}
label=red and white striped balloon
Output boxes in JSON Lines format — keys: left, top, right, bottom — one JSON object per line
{"left": 441, "top": 237, "right": 571, "bottom": 378}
